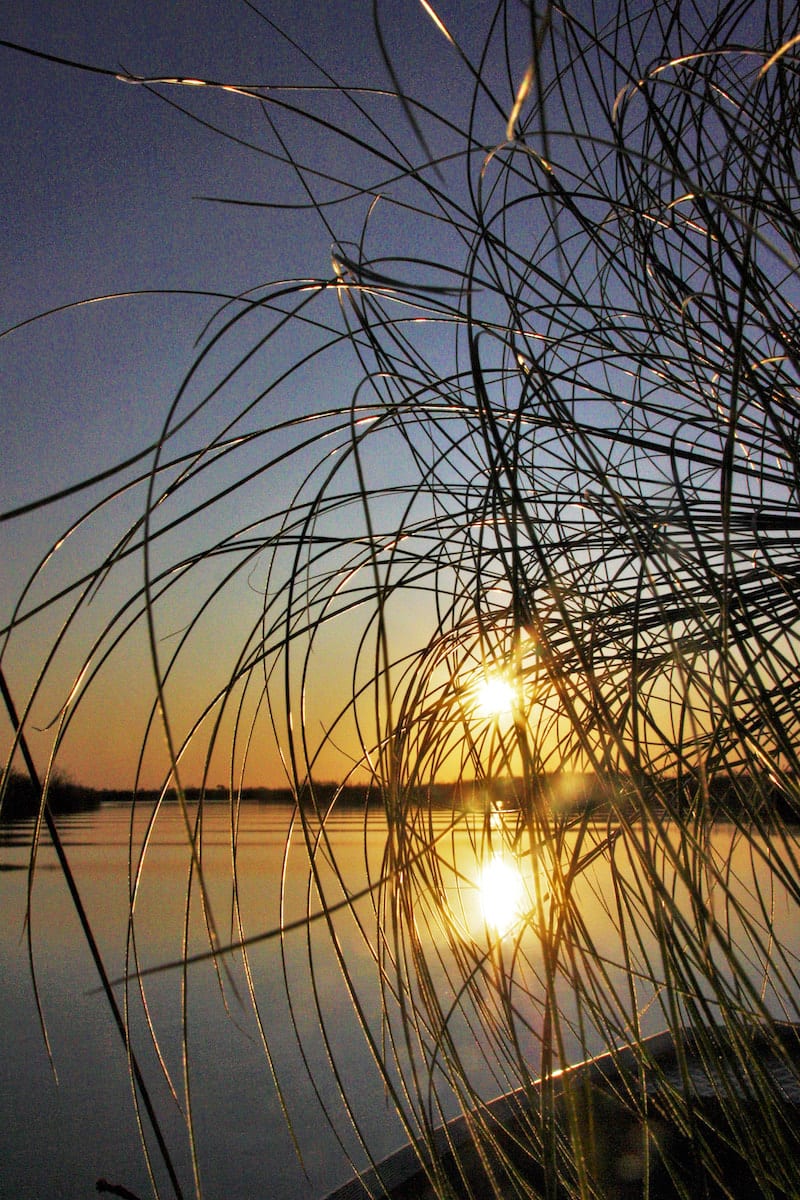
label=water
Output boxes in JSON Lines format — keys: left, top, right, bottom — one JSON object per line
{"left": 1, "top": 803, "right": 799, "bottom": 1200}
{"left": 0, "top": 804, "right": 406, "bottom": 1200}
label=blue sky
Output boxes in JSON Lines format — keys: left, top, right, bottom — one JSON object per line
{"left": 1, "top": 1, "right": 530, "bottom": 789}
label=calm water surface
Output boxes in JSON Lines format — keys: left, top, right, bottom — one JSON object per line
{"left": 0, "top": 804, "right": 402, "bottom": 1200}
{"left": 1, "top": 803, "right": 798, "bottom": 1200}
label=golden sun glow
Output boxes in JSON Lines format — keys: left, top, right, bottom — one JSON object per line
{"left": 479, "top": 854, "right": 525, "bottom": 936}
{"left": 474, "top": 675, "right": 516, "bottom": 720}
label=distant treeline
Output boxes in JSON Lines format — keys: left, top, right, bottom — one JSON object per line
{"left": 1, "top": 770, "right": 103, "bottom": 821}
{"left": 0, "top": 772, "right": 379, "bottom": 821}
{"left": 2, "top": 768, "right": 798, "bottom": 823}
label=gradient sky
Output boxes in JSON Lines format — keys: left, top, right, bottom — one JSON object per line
{"left": 1, "top": 1, "right": 529, "bottom": 790}
{"left": 3, "top": 2, "right": 780, "bottom": 795}
{"left": 1, "top": 0, "right": 428, "bottom": 510}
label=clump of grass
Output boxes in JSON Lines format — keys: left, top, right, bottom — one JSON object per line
{"left": 3, "top": 2, "right": 800, "bottom": 1197}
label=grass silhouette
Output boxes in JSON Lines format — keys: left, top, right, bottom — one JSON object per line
{"left": 3, "top": 2, "right": 800, "bottom": 1196}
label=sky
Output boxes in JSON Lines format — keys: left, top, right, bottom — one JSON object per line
{"left": 1, "top": 0, "right": 534, "bottom": 791}
{"left": 5, "top": 1, "right": 788, "bottom": 798}
{"left": 1, "top": 0, "right": 448, "bottom": 507}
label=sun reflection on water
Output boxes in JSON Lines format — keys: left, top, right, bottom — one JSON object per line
{"left": 479, "top": 853, "right": 525, "bottom": 936}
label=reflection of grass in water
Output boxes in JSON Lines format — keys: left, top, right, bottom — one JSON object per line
{"left": 4, "top": 1, "right": 800, "bottom": 1197}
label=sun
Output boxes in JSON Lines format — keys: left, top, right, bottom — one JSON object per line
{"left": 474, "top": 674, "right": 516, "bottom": 720}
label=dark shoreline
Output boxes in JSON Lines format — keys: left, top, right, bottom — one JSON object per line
{"left": 2, "top": 769, "right": 799, "bottom": 824}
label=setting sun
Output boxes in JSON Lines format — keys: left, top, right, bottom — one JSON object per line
{"left": 474, "top": 675, "right": 516, "bottom": 720}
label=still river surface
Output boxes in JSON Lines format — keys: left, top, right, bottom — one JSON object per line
{"left": 1, "top": 803, "right": 798, "bottom": 1200}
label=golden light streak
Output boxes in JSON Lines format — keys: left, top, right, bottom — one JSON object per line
{"left": 417, "top": 0, "right": 455, "bottom": 46}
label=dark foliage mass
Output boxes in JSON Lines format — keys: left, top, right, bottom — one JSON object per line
{"left": 0, "top": 769, "right": 100, "bottom": 820}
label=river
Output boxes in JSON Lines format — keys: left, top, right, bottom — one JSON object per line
{"left": 1, "top": 802, "right": 798, "bottom": 1200}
